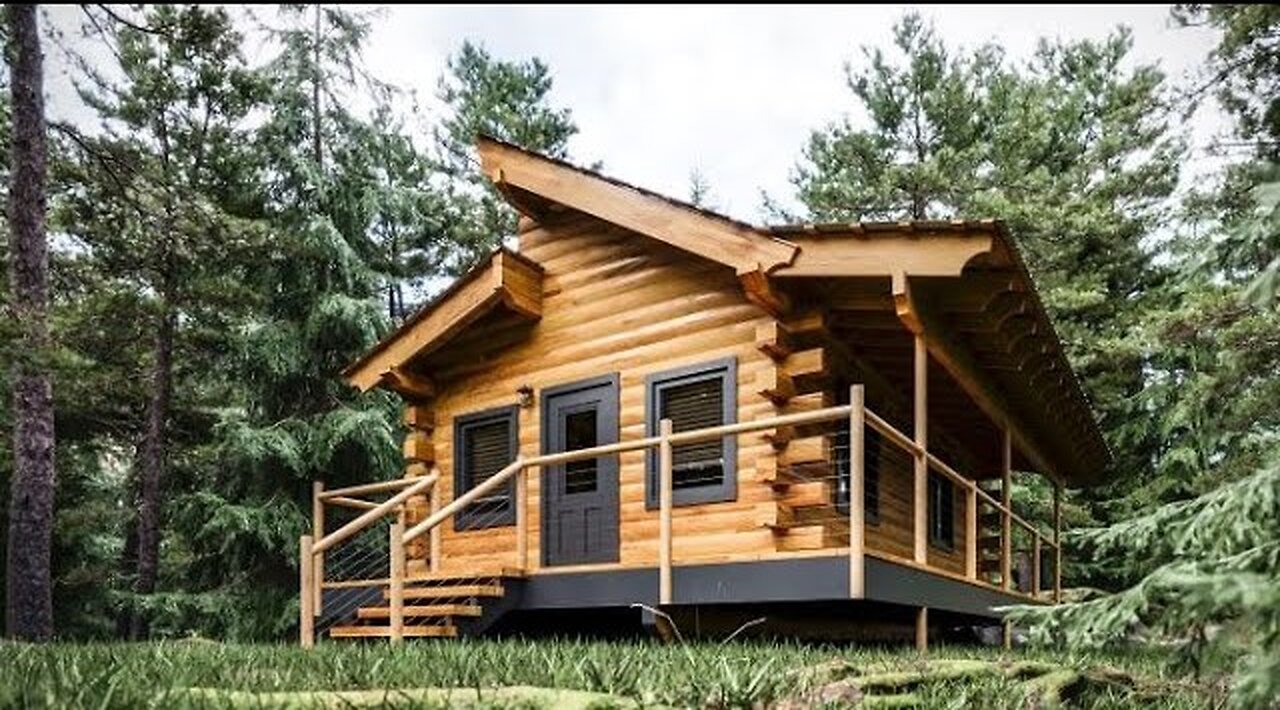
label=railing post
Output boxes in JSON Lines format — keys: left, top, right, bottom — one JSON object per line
{"left": 1032, "top": 533, "right": 1042, "bottom": 600}
{"left": 430, "top": 471, "right": 442, "bottom": 573}
{"left": 659, "top": 418, "right": 674, "bottom": 605}
{"left": 965, "top": 483, "right": 977, "bottom": 580}
{"left": 312, "top": 481, "right": 324, "bottom": 615}
{"left": 389, "top": 518, "right": 405, "bottom": 644}
{"left": 299, "top": 535, "right": 315, "bottom": 648}
{"left": 913, "top": 334, "right": 928, "bottom": 565}
{"left": 1053, "top": 482, "right": 1062, "bottom": 604}
{"left": 1001, "top": 430, "right": 1012, "bottom": 591}
{"left": 848, "top": 385, "right": 865, "bottom": 599}
{"left": 516, "top": 465, "right": 529, "bottom": 572}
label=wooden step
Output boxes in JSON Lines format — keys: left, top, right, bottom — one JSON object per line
{"left": 979, "top": 534, "right": 1003, "bottom": 548}
{"left": 390, "top": 584, "right": 505, "bottom": 601}
{"left": 328, "top": 624, "right": 457, "bottom": 639}
{"left": 357, "top": 604, "right": 482, "bottom": 620}
{"left": 406, "top": 567, "right": 525, "bottom": 583}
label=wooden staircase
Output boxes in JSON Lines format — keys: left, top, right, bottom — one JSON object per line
{"left": 326, "top": 570, "right": 523, "bottom": 640}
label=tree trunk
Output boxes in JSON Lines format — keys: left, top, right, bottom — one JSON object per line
{"left": 4, "top": 3, "right": 56, "bottom": 642}
{"left": 127, "top": 298, "right": 176, "bottom": 639}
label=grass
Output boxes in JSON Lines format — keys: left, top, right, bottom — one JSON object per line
{"left": 0, "top": 638, "right": 1217, "bottom": 709}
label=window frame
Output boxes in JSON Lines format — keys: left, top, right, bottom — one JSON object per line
{"left": 927, "top": 470, "right": 956, "bottom": 550}
{"left": 452, "top": 404, "right": 520, "bottom": 531}
{"left": 645, "top": 356, "right": 738, "bottom": 509}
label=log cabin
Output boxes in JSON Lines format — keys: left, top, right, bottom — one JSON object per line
{"left": 298, "top": 136, "right": 1109, "bottom": 647}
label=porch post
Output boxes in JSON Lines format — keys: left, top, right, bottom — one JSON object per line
{"left": 1032, "top": 534, "right": 1042, "bottom": 599}
{"left": 312, "top": 481, "right": 325, "bottom": 614}
{"left": 913, "top": 334, "right": 927, "bottom": 565}
{"left": 1053, "top": 481, "right": 1062, "bottom": 604}
{"left": 389, "top": 518, "right": 405, "bottom": 643}
{"left": 658, "top": 418, "right": 674, "bottom": 605}
{"left": 516, "top": 465, "right": 529, "bottom": 572}
{"left": 1001, "top": 430, "right": 1012, "bottom": 591}
{"left": 965, "top": 483, "right": 977, "bottom": 580}
{"left": 429, "top": 470, "right": 442, "bottom": 573}
{"left": 299, "top": 535, "right": 315, "bottom": 648}
{"left": 915, "top": 607, "right": 928, "bottom": 653}
{"left": 848, "top": 384, "right": 865, "bottom": 599}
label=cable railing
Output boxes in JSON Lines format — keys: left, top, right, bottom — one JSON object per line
{"left": 297, "top": 384, "right": 1063, "bottom": 646}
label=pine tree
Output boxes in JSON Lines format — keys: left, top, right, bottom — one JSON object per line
{"left": 432, "top": 41, "right": 577, "bottom": 274}
{"left": 4, "top": 2, "right": 55, "bottom": 642}
{"left": 66, "top": 4, "right": 267, "bottom": 637}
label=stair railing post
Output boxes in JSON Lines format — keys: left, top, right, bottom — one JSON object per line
{"left": 848, "top": 385, "right": 865, "bottom": 599}
{"left": 429, "top": 469, "right": 442, "bottom": 572}
{"left": 1001, "top": 430, "right": 1012, "bottom": 591}
{"left": 1053, "top": 481, "right": 1062, "bottom": 604}
{"left": 659, "top": 418, "right": 674, "bottom": 605}
{"left": 1032, "top": 532, "right": 1042, "bottom": 600}
{"left": 965, "top": 483, "right": 978, "bottom": 580}
{"left": 299, "top": 535, "right": 315, "bottom": 648}
{"left": 312, "top": 482, "right": 325, "bottom": 616}
{"left": 516, "top": 464, "right": 529, "bottom": 572}
{"left": 389, "top": 517, "right": 405, "bottom": 644}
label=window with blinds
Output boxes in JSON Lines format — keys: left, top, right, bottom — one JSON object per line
{"left": 928, "top": 471, "right": 955, "bottom": 549}
{"left": 646, "top": 357, "right": 737, "bottom": 508}
{"left": 453, "top": 405, "right": 518, "bottom": 529}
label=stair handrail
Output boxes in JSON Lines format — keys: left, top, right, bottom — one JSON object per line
{"left": 314, "top": 473, "right": 437, "bottom": 554}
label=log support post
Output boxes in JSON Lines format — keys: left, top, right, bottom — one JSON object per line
{"left": 389, "top": 518, "right": 405, "bottom": 643}
{"left": 848, "top": 384, "right": 865, "bottom": 599}
{"left": 299, "top": 535, "right": 315, "bottom": 648}
{"left": 429, "top": 472, "right": 442, "bottom": 573}
{"left": 913, "top": 334, "right": 928, "bottom": 565}
{"left": 312, "top": 482, "right": 324, "bottom": 614}
{"left": 916, "top": 607, "right": 928, "bottom": 654}
{"left": 659, "top": 418, "right": 674, "bottom": 605}
{"left": 965, "top": 482, "right": 978, "bottom": 580}
{"left": 1001, "top": 430, "right": 1013, "bottom": 591}
{"left": 516, "top": 465, "right": 529, "bottom": 572}
{"left": 1053, "top": 481, "right": 1062, "bottom": 604}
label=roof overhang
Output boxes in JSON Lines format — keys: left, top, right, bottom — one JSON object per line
{"left": 342, "top": 248, "right": 543, "bottom": 396}
{"left": 770, "top": 220, "right": 1111, "bottom": 487}
{"left": 476, "top": 136, "right": 799, "bottom": 275}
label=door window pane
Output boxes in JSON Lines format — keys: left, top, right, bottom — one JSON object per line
{"left": 564, "top": 409, "right": 598, "bottom": 494}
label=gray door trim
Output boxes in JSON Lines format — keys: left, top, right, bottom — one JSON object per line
{"left": 540, "top": 373, "right": 621, "bottom": 566}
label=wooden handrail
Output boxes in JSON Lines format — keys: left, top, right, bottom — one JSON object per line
{"left": 313, "top": 474, "right": 437, "bottom": 554}
{"left": 382, "top": 400, "right": 1057, "bottom": 580}
{"left": 326, "top": 496, "right": 380, "bottom": 510}
{"left": 865, "top": 410, "right": 922, "bottom": 457}
{"left": 318, "top": 477, "right": 423, "bottom": 500}
{"left": 404, "top": 459, "right": 524, "bottom": 543}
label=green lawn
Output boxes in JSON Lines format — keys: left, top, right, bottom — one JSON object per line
{"left": 0, "top": 639, "right": 1217, "bottom": 708}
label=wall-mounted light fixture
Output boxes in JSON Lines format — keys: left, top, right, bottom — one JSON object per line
{"left": 517, "top": 384, "right": 534, "bottom": 409}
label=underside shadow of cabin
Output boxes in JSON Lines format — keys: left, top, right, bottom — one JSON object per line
{"left": 297, "top": 136, "right": 1110, "bottom": 646}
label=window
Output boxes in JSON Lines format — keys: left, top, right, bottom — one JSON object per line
{"left": 835, "top": 427, "right": 881, "bottom": 525}
{"left": 646, "top": 357, "right": 737, "bottom": 507}
{"left": 453, "top": 405, "right": 519, "bottom": 530}
{"left": 927, "top": 471, "right": 955, "bottom": 549}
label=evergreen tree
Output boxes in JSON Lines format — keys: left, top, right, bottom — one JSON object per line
{"left": 66, "top": 4, "right": 266, "bottom": 636}
{"left": 787, "top": 15, "right": 1183, "bottom": 557}
{"left": 4, "top": 2, "right": 54, "bottom": 641}
{"left": 432, "top": 41, "right": 577, "bottom": 274}
{"left": 167, "top": 4, "right": 399, "bottom": 639}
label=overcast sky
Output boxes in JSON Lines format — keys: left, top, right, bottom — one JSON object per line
{"left": 45, "top": 4, "right": 1227, "bottom": 223}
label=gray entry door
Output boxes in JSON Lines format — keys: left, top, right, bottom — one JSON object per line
{"left": 541, "top": 375, "right": 620, "bottom": 566}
